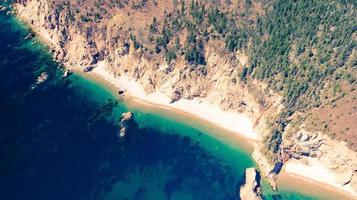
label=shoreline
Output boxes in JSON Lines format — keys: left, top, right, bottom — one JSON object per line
{"left": 11, "top": 7, "right": 356, "bottom": 198}
{"left": 283, "top": 159, "right": 357, "bottom": 199}
{"left": 91, "top": 61, "right": 260, "bottom": 141}
{"left": 278, "top": 169, "right": 356, "bottom": 200}
{"left": 75, "top": 67, "right": 256, "bottom": 153}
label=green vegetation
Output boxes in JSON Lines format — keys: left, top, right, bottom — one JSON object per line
{"left": 130, "top": 33, "right": 140, "bottom": 49}
{"left": 185, "top": 45, "right": 205, "bottom": 65}
{"left": 146, "top": 0, "right": 236, "bottom": 66}
{"left": 149, "top": 17, "right": 158, "bottom": 33}
{"left": 240, "top": 67, "right": 248, "bottom": 82}
{"left": 165, "top": 49, "right": 176, "bottom": 64}
{"left": 251, "top": 0, "right": 355, "bottom": 110}
{"left": 250, "top": 0, "right": 356, "bottom": 160}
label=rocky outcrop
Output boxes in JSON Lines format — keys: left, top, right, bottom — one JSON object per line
{"left": 240, "top": 168, "right": 262, "bottom": 200}
{"left": 170, "top": 87, "right": 184, "bottom": 103}
{"left": 118, "top": 112, "right": 134, "bottom": 138}
{"left": 0, "top": 5, "right": 7, "bottom": 12}
{"left": 282, "top": 128, "right": 357, "bottom": 194}
{"left": 252, "top": 147, "right": 278, "bottom": 190}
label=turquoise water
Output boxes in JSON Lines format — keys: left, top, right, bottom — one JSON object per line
{"left": 0, "top": 3, "right": 320, "bottom": 200}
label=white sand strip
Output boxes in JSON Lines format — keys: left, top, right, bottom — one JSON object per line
{"left": 284, "top": 159, "right": 357, "bottom": 198}
{"left": 92, "top": 62, "right": 259, "bottom": 140}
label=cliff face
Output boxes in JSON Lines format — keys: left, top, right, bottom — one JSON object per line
{"left": 282, "top": 129, "right": 357, "bottom": 195}
{"left": 13, "top": 0, "right": 357, "bottom": 195}
{"left": 13, "top": 0, "right": 282, "bottom": 140}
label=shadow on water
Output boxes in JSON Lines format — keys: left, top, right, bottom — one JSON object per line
{"left": 0, "top": 4, "right": 320, "bottom": 200}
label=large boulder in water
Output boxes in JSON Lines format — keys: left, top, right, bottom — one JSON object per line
{"left": 240, "top": 168, "right": 263, "bottom": 200}
{"left": 118, "top": 112, "right": 134, "bottom": 138}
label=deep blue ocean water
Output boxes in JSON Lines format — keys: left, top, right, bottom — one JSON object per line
{"left": 0, "top": 3, "right": 320, "bottom": 200}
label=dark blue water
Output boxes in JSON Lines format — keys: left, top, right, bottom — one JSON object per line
{"left": 0, "top": 3, "right": 319, "bottom": 200}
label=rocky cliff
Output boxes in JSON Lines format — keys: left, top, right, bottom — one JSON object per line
{"left": 282, "top": 128, "right": 357, "bottom": 196}
{"left": 12, "top": 0, "right": 357, "bottom": 196}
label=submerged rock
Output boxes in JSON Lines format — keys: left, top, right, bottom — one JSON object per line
{"left": 118, "top": 127, "right": 126, "bottom": 138}
{"left": 31, "top": 72, "right": 48, "bottom": 90}
{"left": 0, "top": 6, "right": 7, "bottom": 12}
{"left": 118, "top": 112, "right": 133, "bottom": 138}
{"left": 240, "top": 168, "right": 263, "bottom": 200}
{"left": 36, "top": 72, "right": 48, "bottom": 84}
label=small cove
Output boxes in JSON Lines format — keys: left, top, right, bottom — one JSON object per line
{"left": 0, "top": 5, "right": 334, "bottom": 200}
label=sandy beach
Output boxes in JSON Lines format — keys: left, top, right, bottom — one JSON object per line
{"left": 283, "top": 158, "right": 357, "bottom": 199}
{"left": 278, "top": 170, "right": 356, "bottom": 200}
{"left": 92, "top": 61, "right": 259, "bottom": 141}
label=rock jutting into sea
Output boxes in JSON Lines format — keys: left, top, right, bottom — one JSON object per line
{"left": 240, "top": 168, "right": 263, "bottom": 200}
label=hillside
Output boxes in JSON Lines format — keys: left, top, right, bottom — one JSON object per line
{"left": 12, "top": 0, "right": 357, "bottom": 196}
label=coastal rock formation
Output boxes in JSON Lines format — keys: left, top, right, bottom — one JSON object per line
{"left": 252, "top": 146, "right": 277, "bottom": 190}
{"left": 240, "top": 168, "right": 262, "bottom": 200}
{"left": 282, "top": 129, "right": 357, "bottom": 195}
{"left": 118, "top": 112, "right": 134, "bottom": 138}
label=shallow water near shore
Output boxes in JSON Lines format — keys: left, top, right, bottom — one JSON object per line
{"left": 0, "top": 5, "right": 325, "bottom": 200}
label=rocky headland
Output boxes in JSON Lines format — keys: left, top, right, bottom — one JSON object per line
{"left": 240, "top": 168, "right": 262, "bottom": 200}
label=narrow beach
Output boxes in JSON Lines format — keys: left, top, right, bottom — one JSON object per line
{"left": 92, "top": 62, "right": 259, "bottom": 141}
